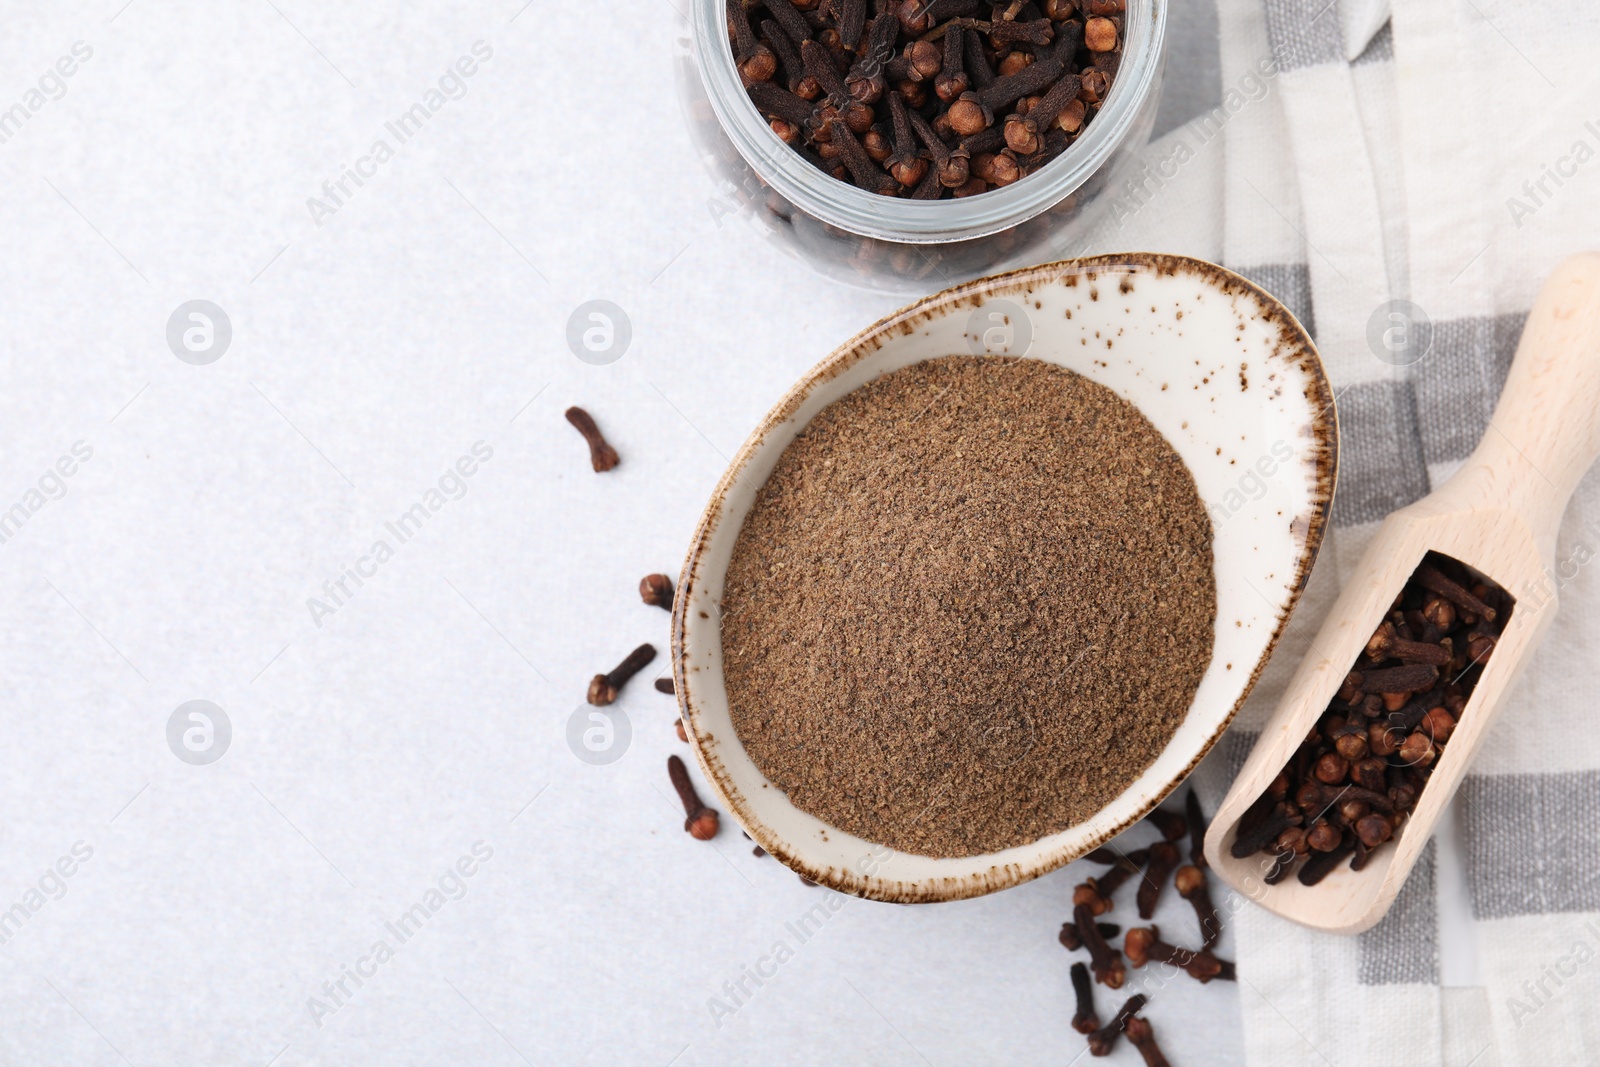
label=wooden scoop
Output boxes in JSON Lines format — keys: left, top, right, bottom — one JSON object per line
{"left": 1204, "top": 253, "right": 1600, "bottom": 934}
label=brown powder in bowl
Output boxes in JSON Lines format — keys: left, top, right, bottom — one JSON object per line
{"left": 720, "top": 356, "right": 1216, "bottom": 858}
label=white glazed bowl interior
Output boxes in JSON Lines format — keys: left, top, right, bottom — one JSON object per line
{"left": 673, "top": 254, "right": 1338, "bottom": 902}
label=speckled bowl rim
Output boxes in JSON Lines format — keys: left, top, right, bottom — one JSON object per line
{"left": 672, "top": 252, "right": 1339, "bottom": 903}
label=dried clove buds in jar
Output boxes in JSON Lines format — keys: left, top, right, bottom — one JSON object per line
{"left": 733, "top": 0, "right": 1122, "bottom": 199}
{"left": 1229, "top": 552, "right": 1512, "bottom": 885}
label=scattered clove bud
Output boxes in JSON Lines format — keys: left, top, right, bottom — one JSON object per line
{"left": 1074, "top": 856, "right": 1141, "bottom": 915}
{"left": 1123, "top": 1015, "right": 1171, "bottom": 1067}
{"left": 1059, "top": 919, "right": 1121, "bottom": 951}
{"left": 1069, "top": 961, "right": 1098, "bottom": 1034}
{"left": 667, "top": 754, "right": 720, "bottom": 840}
{"left": 655, "top": 677, "right": 675, "bottom": 695}
{"left": 1136, "top": 840, "right": 1179, "bottom": 919}
{"left": 1082, "top": 846, "right": 1149, "bottom": 870}
{"left": 1123, "top": 925, "right": 1235, "bottom": 983}
{"left": 1073, "top": 880, "right": 1112, "bottom": 916}
{"left": 640, "top": 573, "right": 675, "bottom": 610}
{"left": 1174, "top": 864, "right": 1221, "bottom": 949}
{"left": 588, "top": 643, "right": 656, "bottom": 705}
{"left": 1074, "top": 902, "right": 1125, "bottom": 988}
{"left": 1185, "top": 789, "right": 1209, "bottom": 868}
{"left": 1086, "top": 993, "right": 1145, "bottom": 1056}
{"left": 564, "top": 407, "right": 620, "bottom": 472}
{"left": 1143, "top": 807, "right": 1187, "bottom": 842}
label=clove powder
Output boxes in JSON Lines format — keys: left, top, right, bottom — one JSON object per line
{"left": 721, "top": 356, "right": 1216, "bottom": 858}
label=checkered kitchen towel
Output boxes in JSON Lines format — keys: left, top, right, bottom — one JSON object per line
{"left": 1066, "top": 0, "right": 1600, "bottom": 1062}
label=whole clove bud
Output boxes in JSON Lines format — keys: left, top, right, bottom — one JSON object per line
{"left": 1086, "top": 994, "right": 1145, "bottom": 1056}
{"left": 565, "top": 407, "right": 619, "bottom": 472}
{"left": 1397, "top": 731, "right": 1436, "bottom": 767}
{"left": 1083, "top": 16, "right": 1118, "bottom": 52}
{"left": 1355, "top": 813, "right": 1394, "bottom": 848}
{"left": 1123, "top": 1014, "right": 1171, "bottom": 1067}
{"left": 640, "top": 573, "right": 675, "bottom": 610}
{"left": 588, "top": 643, "right": 657, "bottom": 706}
{"left": 1069, "top": 961, "right": 1098, "bottom": 1034}
{"left": 667, "top": 754, "right": 720, "bottom": 840}
{"left": 1059, "top": 919, "right": 1121, "bottom": 951}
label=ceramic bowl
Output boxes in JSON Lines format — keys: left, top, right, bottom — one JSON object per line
{"left": 671, "top": 253, "right": 1339, "bottom": 903}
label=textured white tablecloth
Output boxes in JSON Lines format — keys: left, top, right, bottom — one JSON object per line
{"left": 0, "top": 1, "right": 1237, "bottom": 1063}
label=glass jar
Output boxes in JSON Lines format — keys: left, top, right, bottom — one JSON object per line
{"left": 677, "top": 1, "right": 1168, "bottom": 290}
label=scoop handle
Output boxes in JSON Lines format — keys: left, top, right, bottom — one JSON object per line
{"left": 1464, "top": 252, "right": 1600, "bottom": 542}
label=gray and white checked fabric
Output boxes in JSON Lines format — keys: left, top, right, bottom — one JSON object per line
{"left": 1462, "top": 772, "right": 1600, "bottom": 920}
{"left": 1234, "top": 1, "right": 1600, "bottom": 1063}
{"left": 1358, "top": 839, "right": 1440, "bottom": 986}
{"left": 1076, "top": 0, "right": 1600, "bottom": 1062}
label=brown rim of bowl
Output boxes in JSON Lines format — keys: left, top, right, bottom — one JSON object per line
{"left": 671, "top": 252, "right": 1340, "bottom": 903}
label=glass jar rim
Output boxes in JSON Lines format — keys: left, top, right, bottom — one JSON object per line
{"left": 692, "top": 0, "right": 1167, "bottom": 245}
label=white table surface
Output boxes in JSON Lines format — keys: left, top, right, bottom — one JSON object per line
{"left": 0, "top": 1, "right": 1244, "bottom": 1063}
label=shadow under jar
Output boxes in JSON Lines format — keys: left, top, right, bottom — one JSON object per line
{"left": 678, "top": 0, "right": 1167, "bottom": 290}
